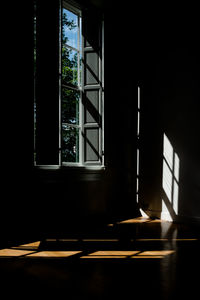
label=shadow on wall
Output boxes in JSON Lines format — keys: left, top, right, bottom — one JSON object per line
{"left": 161, "top": 133, "right": 180, "bottom": 221}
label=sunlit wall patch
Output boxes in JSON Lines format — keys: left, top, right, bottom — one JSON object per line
{"left": 162, "top": 134, "right": 180, "bottom": 220}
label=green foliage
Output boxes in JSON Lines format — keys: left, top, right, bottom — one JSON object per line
{"left": 61, "top": 88, "right": 79, "bottom": 124}
{"left": 61, "top": 10, "right": 80, "bottom": 162}
{"left": 62, "top": 12, "right": 78, "bottom": 86}
{"left": 62, "top": 126, "right": 79, "bottom": 162}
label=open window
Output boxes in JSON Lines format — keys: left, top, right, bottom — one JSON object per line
{"left": 61, "top": 2, "right": 82, "bottom": 164}
{"left": 34, "top": 0, "right": 104, "bottom": 168}
{"left": 60, "top": 1, "right": 104, "bottom": 167}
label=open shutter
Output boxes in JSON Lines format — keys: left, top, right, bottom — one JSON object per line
{"left": 35, "top": 0, "right": 60, "bottom": 165}
{"left": 82, "top": 9, "right": 104, "bottom": 165}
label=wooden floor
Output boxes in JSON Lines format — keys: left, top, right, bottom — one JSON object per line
{"left": 0, "top": 217, "right": 200, "bottom": 299}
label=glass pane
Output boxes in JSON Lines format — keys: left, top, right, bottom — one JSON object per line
{"left": 62, "top": 125, "right": 79, "bottom": 163}
{"left": 62, "top": 88, "right": 79, "bottom": 125}
{"left": 79, "top": 16, "right": 82, "bottom": 50}
{"left": 62, "top": 47, "right": 78, "bottom": 86}
{"left": 62, "top": 8, "right": 78, "bottom": 49}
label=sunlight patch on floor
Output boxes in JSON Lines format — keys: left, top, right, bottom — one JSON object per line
{"left": 118, "top": 217, "right": 150, "bottom": 224}
{"left": 80, "top": 250, "right": 175, "bottom": 259}
{"left": 27, "top": 251, "right": 82, "bottom": 258}
{"left": 12, "top": 241, "right": 41, "bottom": 250}
{"left": 0, "top": 249, "right": 35, "bottom": 257}
{"left": 89, "top": 251, "right": 140, "bottom": 256}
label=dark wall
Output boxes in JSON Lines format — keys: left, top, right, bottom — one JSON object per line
{"left": 1, "top": 0, "right": 139, "bottom": 239}
{"left": 1, "top": 1, "right": 34, "bottom": 239}
{"left": 2, "top": 0, "right": 200, "bottom": 240}
{"left": 138, "top": 5, "right": 200, "bottom": 222}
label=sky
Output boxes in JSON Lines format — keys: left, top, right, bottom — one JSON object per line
{"left": 63, "top": 8, "right": 81, "bottom": 50}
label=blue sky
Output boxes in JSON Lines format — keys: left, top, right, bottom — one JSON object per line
{"left": 63, "top": 8, "right": 79, "bottom": 49}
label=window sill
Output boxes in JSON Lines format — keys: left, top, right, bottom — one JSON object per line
{"left": 34, "top": 165, "right": 105, "bottom": 184}
{"left": 33, "top": 164, "right": 106, "bottom": 181}
{"left": 34, "top": 164, "right": 105, "bottom": 171}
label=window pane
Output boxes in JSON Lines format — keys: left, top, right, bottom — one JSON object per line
{"left": 62, "top": 88, "right": 79, "bottom": 125}
{"left": 62, "top": 47, "right": 78, "bottom": 86}
{"left": 62, "top": 125, "right": 79, "bottom": 163}
{"left": 62, "top": 8, "right": 78, "bottom": 49}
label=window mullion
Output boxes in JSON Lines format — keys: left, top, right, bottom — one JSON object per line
{"left": 64, "top": 44, "right": 79, "bottom": 52}
{"left": 62, "top": 84, "right": 80, "bottom": 91}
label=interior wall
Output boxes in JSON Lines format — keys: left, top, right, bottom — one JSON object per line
{"left": 0, "top": 0, "right": 140, "bottom": 239}
{"left": 0, "top": 1, "right": 34, "bottom": 240}
{"left": 2, "top": 0, "right": 200, "bottom": 241}
{"left": 138, "top": 6, "right": 200, "bottom": 223}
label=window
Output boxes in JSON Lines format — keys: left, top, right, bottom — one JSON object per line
{"left": 60, "top": 1, "right": 104, "bottom": 167}
{"left": 34, "top": 0, "right": 104, "bottom": 168}
{"left": 61, "top": 3, "right": 82, "bottom": 164}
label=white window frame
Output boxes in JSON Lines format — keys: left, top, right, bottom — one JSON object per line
{"left": 60, "top": 1, "right": 82, "bottom": 167}
{"left": 60, "top": 0, "right": 104, "bottom": 169}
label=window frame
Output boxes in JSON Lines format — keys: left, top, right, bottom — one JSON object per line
{"left": 60, "top": 2, "right": 82, "bottom": 166}
{"left": 60, "top": 0, "right": 104, "bottom": 168}
{"left": 33, "top": 0, "right": 104, "bottom": 170}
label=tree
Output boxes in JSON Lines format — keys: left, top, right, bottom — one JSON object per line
{"left": 61, "top": 9, "right": 80, "bottom": 162}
